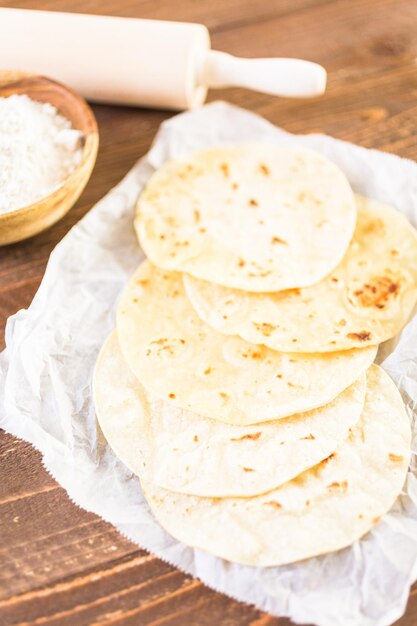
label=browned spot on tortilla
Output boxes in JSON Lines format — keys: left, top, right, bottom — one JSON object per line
{"left": 242, "top": 466, "right": 255, "bottom": 472}
{"left": 193, "top": 435, "right": 199, "bottom": 442}
{"left": 199, "top": 227, "right": 206, "bottom": 233}
{"left": 231, "top": 432, "right": 262, "bottom": 442}
{"left": 169, "top": 393, "right": 176, "bottom": 399}
{"left": 249, "top": 198, "right": 258, "bottom": 207}
{"left": 253, "top": 322, "right": 277, "bottom": 337}
{"left": 248, "top": 271, "right": 272, "bottom": 278}
{"left": 287, "top": 381, "right": 303, "bottom": 389}
{"left": 276, "top": 374, "right": 283, "bottom": 379}
{"left": 151, "top": 338, "right": 167, "bottom": 346}
{"left": 301, "top": 434, "right": 315, "bottom": 440}
{"left": 159, "top": 234, "right": 165, "bottom": 240}
{"left": 174, "top": 240, "right": 189, "bottom": 247}
{"left": 219, "top": 392, "right": 229, "bottom": 400}
{"left": 238, "top": 259, "right": 245, "bottom": 268}
{"left": 347, "top": 331, "right": 372, "bottom": 341}
{"left": 203, "top": 367, "right": 212, "bottom": 375}
{"left": 330, "top": 340, "right": 336, "bottom": 345}
{"left": 220, "top": 162, "right": 229, "bottom": 177}
{"left": 372, "top": 516, "right": 381, "bottom": 525}
{"left": 231, "top": 182, "right": 239, "bottom": 190}
{"left": 133, "top": 298, "right": 139, "bottom": 303}
{"left": 319, "top": 453, "right": 335, "bottom": 467}
{"left": 194, "top": 209, "right": 200, "bottom": 223}
{"left": 285, "top": 288, "right": 301, "bottom": 297}
{"left": 331, "top": 277, "right": 339, "bottom": 283}
{"left": 391, "top": 249, "right": 399, "bottom": 256}
{"left": 305, "top": 500, "right": 310, "bottom": 507}
{"left": 358, "top": 514, "right": 364, "bottom": 520}
{"left": 388, "top": 453, "right": 404, "bottom": 462}
{"left": 353, "top": 273, "right": 401, "bottom": 308}
{"left": 259, "top": 163, "right": 270, "bottom": 175}
{"left": 327, "top": 480, "right": 348, "bottom": 491}
{"left": 265, "top": 500, "right": 282, "bottom": 508}
{"left": 297, "top": 191, "right": 306, "bottom": 202}
{"left": 338, "top": 319, "right": 347, "bottom": 326}
{"left": 272, "top": 236, "right": 287, "bottom": 245}
{"left": 291, "top": 338, "right": 298, "bottom": 343}
{"left": 137, "top": 279, "right": 149, "bottom": 286}
{"left": 251, "top": 352, "right": 261, "bottom": 359}
{"left": 363, "top": 217, "right": 385, "bottom": 234}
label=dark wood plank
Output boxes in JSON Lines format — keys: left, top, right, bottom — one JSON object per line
{"left": 0, "top": 433, "right": 287, "bottom": 625}
{"left": 0, "top": 0, "right": 327, "bottom": 31}
{"left": 1, "top": 0, "right": 417, "bottom": 624}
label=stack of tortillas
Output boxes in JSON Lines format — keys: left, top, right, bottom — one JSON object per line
{"left": 94, "top": 144, "right": 417, "bottom": 567}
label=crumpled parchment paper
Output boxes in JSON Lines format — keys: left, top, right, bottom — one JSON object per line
{"left": 1, "top": 101, "right": 417, "bottom": 626}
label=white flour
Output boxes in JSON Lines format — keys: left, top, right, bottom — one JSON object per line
{"left": 0, "top": 94, "right": 84, "bottom": 214}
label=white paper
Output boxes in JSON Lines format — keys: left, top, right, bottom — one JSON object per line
{"left": 2, "top": 101, "right": 417, "bottom": 626}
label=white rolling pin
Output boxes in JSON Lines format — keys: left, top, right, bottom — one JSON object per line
{"left": 0, "top": 8, "right": 327, "bottom": 110}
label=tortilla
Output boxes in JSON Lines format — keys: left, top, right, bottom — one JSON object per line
{"left": 116, "top": 261, "right": 376, "bottom": 424}
{"left": 184, "top": 196, "right": 417, "bottom": 352}
{"left": 143, "top": 365, "right": 411, "bottom": 566}
{"left": 135, "top": 145, "right": 356, "bottom": 292}
{"left": 94, "top": 332, "right": 366, "bottom": 497}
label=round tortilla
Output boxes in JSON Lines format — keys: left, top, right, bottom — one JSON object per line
{"left": 116, "top": 261, "right": 376, "bottom": 425}
{"left": 135, "top": 145, "right": 356, "bottom": 292}
{"left": 94, "top": 332, "right": 366, "bottom": 497}
{"left": 184, "top": 196, "right": 417, "bottom": 352}
{"left": 142, "top": 365, "right": 411, "bottom": 567}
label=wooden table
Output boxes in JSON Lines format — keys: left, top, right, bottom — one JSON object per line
{"left": 1, "top": 1, "right": 417, "bottom": 624}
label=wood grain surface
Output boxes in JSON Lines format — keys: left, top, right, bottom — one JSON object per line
{"left": 1, "top": 1, "right": 417, "bottom": 624}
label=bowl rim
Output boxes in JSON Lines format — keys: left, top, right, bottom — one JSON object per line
{"left": 0, "top": 74, "right": 99, "bottom": 222}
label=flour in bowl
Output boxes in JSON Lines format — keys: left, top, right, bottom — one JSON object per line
{"left": 0, "top": 94, "right": 84, "bottom": 214}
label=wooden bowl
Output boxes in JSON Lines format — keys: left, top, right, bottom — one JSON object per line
{"left": 0, "top": 71, "right": 99, "bottom": 245}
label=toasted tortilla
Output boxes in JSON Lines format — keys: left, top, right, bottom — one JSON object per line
{"left": 135, "top": 145, "right": 356, "bottom": 292}
{"left": 184, "top": 196, "right": 417, "bottom": 352}
{"left": 116, "top": 261, "right": 376, "bottom": 424}
{"left": 94, "top": 332, "right": 366, "bottom": 497}
{"left": 143, "top": 365, "right": 411, "bottom": 566}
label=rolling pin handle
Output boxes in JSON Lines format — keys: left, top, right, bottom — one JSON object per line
{"left": 202, "top": 50, "right": 327, "bottom": 98}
